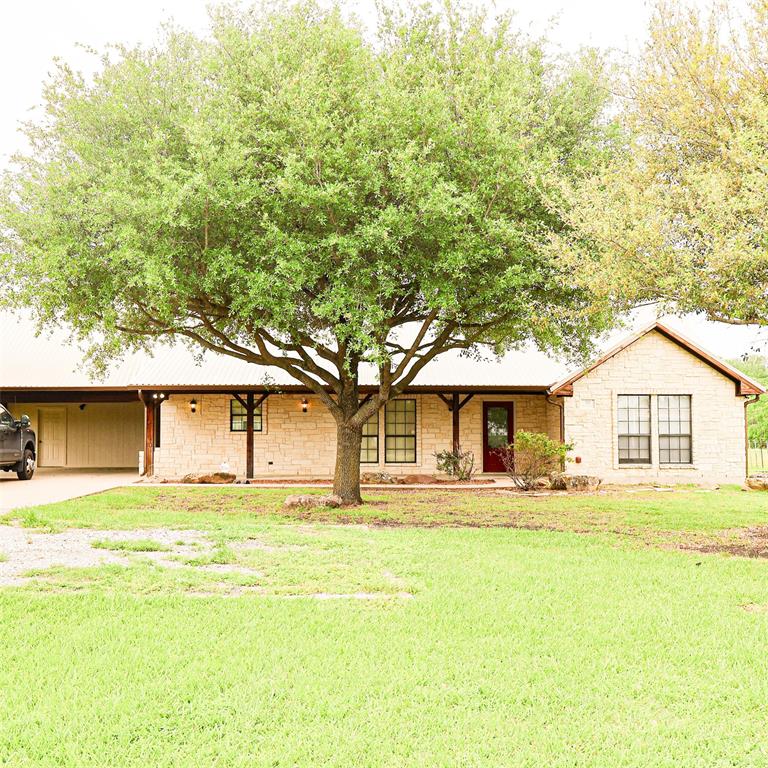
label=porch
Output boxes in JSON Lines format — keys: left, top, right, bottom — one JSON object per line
{"left": 143, "top": 389, "right": 564, "bottom": 479}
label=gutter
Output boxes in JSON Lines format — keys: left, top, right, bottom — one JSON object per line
{"left": 745, "top": 394, "right": 761, "bottom": 477}
{"left": 546, "top": 394, "right": 566, "bottom": 443}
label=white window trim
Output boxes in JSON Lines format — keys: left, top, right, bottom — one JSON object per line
{"left": 611, "top": 391, "right": 697, "bottom": 471}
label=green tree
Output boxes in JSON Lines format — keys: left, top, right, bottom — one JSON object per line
{"left": 730, "top": 356, "right": 768, "bottom": 443}
{"left": 552, "top": 0, "right": 768, "bottom": 326}
{"left": 0, "top": 2, "right": 616, "bottom": 503}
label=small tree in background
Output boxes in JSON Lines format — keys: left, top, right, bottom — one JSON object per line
{"left": 730, "top": 356, "right": 768, "bottom": 444}
{"left": 498, "top": 431, "right": 573, "bottom": 491}
{"left": 551, "top": 0, "right": 768, "bottom": 328}
{"left": 0, "top": 2, "right": 616, "bottom": 504}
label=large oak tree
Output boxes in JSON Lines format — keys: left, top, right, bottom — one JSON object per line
{"left": 1, "top": 2, "right": 616, "bottom": 503}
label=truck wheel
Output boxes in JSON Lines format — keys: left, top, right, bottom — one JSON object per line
{"left": 16, "top": 448, "right": 35, "bottom": 480}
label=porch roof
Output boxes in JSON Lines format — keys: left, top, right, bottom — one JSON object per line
{"left": 0, "top": 312, "right": 569, "bottom": 392}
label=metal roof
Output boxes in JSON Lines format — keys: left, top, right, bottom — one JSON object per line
{"left": 0, "top": 313, "right": 762, "bottom": 395}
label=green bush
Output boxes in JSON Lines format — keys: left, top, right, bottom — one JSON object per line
{"left": 434, "top": 447, "right": 476, "bottom": 481}
{"left": 497, "top": 431, "right": 573, "bottom": 490}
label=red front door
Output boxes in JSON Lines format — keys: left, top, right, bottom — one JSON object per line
{"left": 483, "top": 402, "right": 514, "bottom": 472}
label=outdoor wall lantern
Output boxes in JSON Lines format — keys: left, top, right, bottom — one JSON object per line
{"left": 301, "top": 398, "right": 309, "bottom": 413}
{"left": 190, "top": 399, "right": 197, "bottom": 414}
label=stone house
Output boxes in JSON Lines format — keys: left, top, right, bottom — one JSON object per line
{"left": 1, "top": 319, "right": 763, "bottom": 485}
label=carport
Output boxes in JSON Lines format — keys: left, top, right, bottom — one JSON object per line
{"left": 0, "top": 388, "right": 144, "bottom": 470}
{"left": 1, "top": 319, "right": 148, "bottom": 472}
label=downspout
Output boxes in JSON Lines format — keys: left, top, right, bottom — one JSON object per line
{"left": 546, "top": 395, "right": 565, "bottom": 443}
{"left": 745, "top": 394, "right": 760, "bottom": 477}
{"left": 546, "top": 394, "right": 566, "bottom": 472}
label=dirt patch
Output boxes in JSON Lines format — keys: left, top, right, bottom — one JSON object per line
{"left": 741, "top": 603, "right": 768, "bottom": 613}
{"left": 282, "top": 591, "right": 414, "bottom": 600}
{"left": 678, "top": 526, "right": 768, "bottom": 559}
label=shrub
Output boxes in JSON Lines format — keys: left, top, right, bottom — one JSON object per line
{"left": 434, "top": 446, "right": 476, "bottom": 481}
{"left": 497, "top": 431, "right": 573, "bottom": 490}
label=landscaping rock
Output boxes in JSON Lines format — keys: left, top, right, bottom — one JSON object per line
{"left": 550, "top": 473, "right": 602, "bottom": 492}
{"left": 361, "top": 472, "right": 397, "bottom": 484}
{"left": 180, "top": 472, "right": 236, "bottom": 484}
{"left": 746, "top": 473, "right": 768, "bottom": 491}
{"left": 400, "top": 474, "right": 439, "bottom": 485}
{"left": 284, "top": 494, "right": 343, "bottom": 509}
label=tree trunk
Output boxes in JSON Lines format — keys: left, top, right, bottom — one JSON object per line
{"left": 333, "top": 420, "right": 364, "bottom": 505}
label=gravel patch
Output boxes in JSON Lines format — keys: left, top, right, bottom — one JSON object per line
{"left": 0, "top": 527, "right": 211, "bottom": 586}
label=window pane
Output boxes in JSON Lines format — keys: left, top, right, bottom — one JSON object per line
{"left": 360, "top": 412, "right": 378, "bottom": 463}
{"left": 617, "top": 395, "right": 651, "bottom": 463}
{"left": 230, "top": 400, "right": 262, "bottom": 432}
{"left": 384, "top": 400, "right": 416, "bottom": 463}
{"left": 617, "top": 395, "right": 650, "bottom": 436}
{"left": 618, "top": 435, "right": 651, "bottom": 464}
{"left": 486, "top": 407, "right": 509, "bottom": 450}
{"left": 658, "top": 395, "right": 691, "bottom": 464}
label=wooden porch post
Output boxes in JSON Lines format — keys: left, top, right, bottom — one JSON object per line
{"left": 246, "top": 393, "right": 254, "bottom": 480}
{"left": 143, "top": 396, "right": 155, "bottom": 476}
{"left": 451, "top": 393, "right": 460, "bottom": 453}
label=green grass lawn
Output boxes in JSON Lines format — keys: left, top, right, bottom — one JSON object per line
{"left": 0, "top": 487, "right": 767, "bottom": 766}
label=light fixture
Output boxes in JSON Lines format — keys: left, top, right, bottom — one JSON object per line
{"left": 300, "top": 398, "right": 308, "bottom": 413}
{"left": 190, "top": 399, "right": 197, "bottom": 414}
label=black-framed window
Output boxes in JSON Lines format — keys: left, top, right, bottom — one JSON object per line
{"left": 617, "top": 394, "right": 651, "bottom": 464}
{"left": 658, "top": 395, "right": 692, "bottom": 464}
{"left": 230, "top": 399, "right": 263, "bottom": 432}
{"left": 360, "top": 412, "right": 379, "bottom": 463}
{"left": 385, "top": 399, "right": 416, "bottom": 463}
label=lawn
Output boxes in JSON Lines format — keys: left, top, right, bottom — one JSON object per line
{"left": 0, "top": 486, "right": 767, "bottom": 767}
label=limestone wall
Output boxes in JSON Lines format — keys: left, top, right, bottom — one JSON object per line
{"left": 153, "top": 392, "right": 560, "bottom": 478}
{"left": 564, "top": 331, "right": 747, "bottom": 484}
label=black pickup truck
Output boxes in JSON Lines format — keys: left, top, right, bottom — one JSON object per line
{"left": 0, "top": 404, "right": 36, "bottom": 480}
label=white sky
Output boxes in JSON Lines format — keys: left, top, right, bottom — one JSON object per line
{"left": 1, "top": 0, "right": 763, "bottom": 359}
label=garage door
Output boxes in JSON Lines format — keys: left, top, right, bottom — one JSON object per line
{"left": 31, "top": 402, "right": 143, "bottom": 468}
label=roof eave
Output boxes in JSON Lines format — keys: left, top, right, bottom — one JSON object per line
{"left": 546, "top": 322, "right": 766, "bottom": 397}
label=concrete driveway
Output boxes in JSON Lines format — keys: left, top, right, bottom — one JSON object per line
{"left": 0, "top": 468, "right": 138, "bottom": 514}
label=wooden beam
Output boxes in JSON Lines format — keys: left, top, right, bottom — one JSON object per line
{"left": 436, "top": 393, "right": 452, "bottom": 410}
{"left": 231, "top": 393, "right": 248, "bottom": 410}
{"left": 358, "top": 393, "right": 374, "bottom": 409}
{"left": 255, "top": 393, "right": 270, "bottom": 408}
{"left": 451, "top": 393, "right": 460, "bottom": 452}
{"left": 143, "top": 399, "right": 155, "bottom": 476}
{"left": 0, "top": 389, "right": 141, "bottom": 404}
{"left": 457, "top": 394, "right": 475, "bottom": 411}
{"left": 154, "top": 398, "right": 162, "bottom": 448}
{"left": 246, "top": 393, "right": 254, "bottom": 480}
